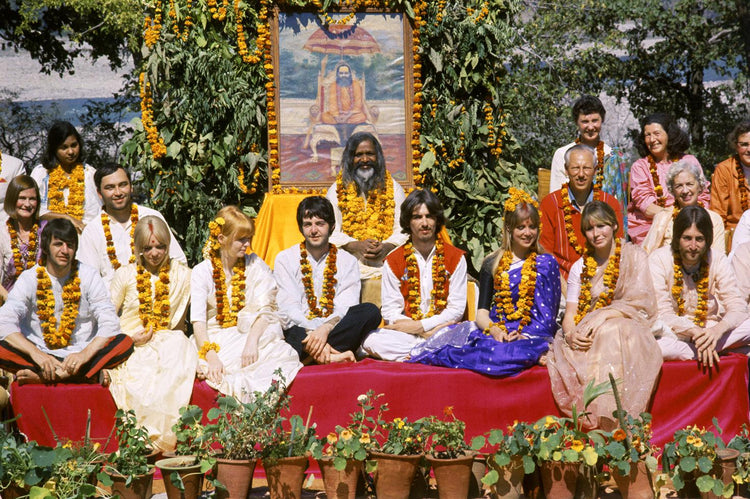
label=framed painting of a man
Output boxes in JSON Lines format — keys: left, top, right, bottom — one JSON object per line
{"left": 269, "top": 8, "right": 414, "bottom": 190}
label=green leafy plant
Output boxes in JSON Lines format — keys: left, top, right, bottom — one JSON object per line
{"left": 261, "top": 413, "right": 317, "bottom": 462}
{"left": 98, "top": 409, "right": 151, "bottom": 487}
{"left": 310, "top": 391, "right": 386, "bottom": 472}
{"left": 600, "top": 412, "right": 658, "bottom": 477}
{"left": 472, "top": 420, "right": 537, "bottom": 488}
{"left": 728, "top": 424, "right": 750, "bottom": 485}
{"left": 422, "top": 406, "right": 470, "bottom": 459}
{"left": 172, "top": 405, "right": 215, "bottom": 459}
{"left": 0, "top": 422, "right": 56, "bottom": 493}
{"left": 378, "top": 416, "right": 427, "bottom": 456}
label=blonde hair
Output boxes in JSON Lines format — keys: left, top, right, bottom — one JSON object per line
{"left": 487, "top": 201, "right": 542, "bottom": 273}
{"left": 134, "top": 216, "right": 171, "bottom": 269}
{"left": 216, "top": 205, "right": 254, "bottom": 246}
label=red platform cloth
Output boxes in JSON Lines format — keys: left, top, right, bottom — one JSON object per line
{"left": 10, "top": 356, "right": 749, "bottom": 456}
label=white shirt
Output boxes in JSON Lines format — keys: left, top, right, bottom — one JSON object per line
{"left": 273, "top": 243, "right": 361, "bottom": 330}
{"left": 380, "top": 244, "right": 468, "bottom": 332}
{"left": 77, "top": 204, "right": 187, "bottom": 285}
{"left": 549, "top": 141, "right": 613, "bottom": 193}
{"left": 0, "top": 262, "right": 120, "bottom": 357}
{"left": 31, "top": 163, "right": 102, "bottom": 226}
{"left": 0, "top": 153, "right": 25, "bottom": 220}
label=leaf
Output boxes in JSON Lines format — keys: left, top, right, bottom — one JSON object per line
{"left": 471, "top": 436, "right": 486, "bottom": 450}
{"left": 334, "top": 456, "right": 347, "bottom": 471}
{"left": 582, "top": 446, "right": 598, "bottom": 466}
{"left": 98, "top": 471, "right": 114, "bottom": 486}
{"left": 29, "top": 486, "right": 53, "bottom": 499}
{"left": 697, "top": 456, "right": 713, "bottom": 473}
{"left": 680, "top": 456, "right": 696, "bottom": 472}
{"left": 696, "top": 474, "right": 716, "bottom": 492}
{"left": 481, "top": 469, "right": 499, "bottom": 485}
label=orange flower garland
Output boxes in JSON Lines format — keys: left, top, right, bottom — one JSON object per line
{"left": 136, "top": 260, "right": 171, "bottom": 331}
{"left": 198, "top": 341, "right": 220, "bottom": 359}
{"left": 168, "top": 0, "right": 192, "bottom": 42}
{"left": 143, "top": 0, "right": 163, "bottom": 48}
{"left": 47, "top": 163, "right": 85, "bottom": 221}
{"left": 139, "top": 72, "right": 166, "bottom": 160}
{"left": 101, "top": 204, "right": 139, "bottom": 271}
{"left": 648, "top": 155, "right": 679, "bottom": 208}
{"left": 36, "top": 264, "right": 81, "bottom": 349}
{"left": 574, "top": 238, "right": 622, "bottom": 324}
{"left": 7, "top": 219, "right": 38, "bottom": 276}
{"left": 336, "top": 171, "right": 395, "bottom": 241}
{"left": 735, "top": 156, "right": 749, "bottom": 212}
{"left": 575, "top": 138, "right": 605, "bottom": 191}
{"left": 299, "top": 242, "right": 338, "bottom": 319}
{"left": 560, "top": 182, "right": 600, "bottom": 256}
{"left": 672, "top": 252, "right": 709, "bottom": 327}
{"left": 209, "top": 217, "right": 246, "bottom": 327}
{"left": 404, "top": 237, "right": 447, "bottom": 319}
{"left": 411, "top": 0, "right": 427, "bottom": 186}
{"left": 491, "top": 250, "right": 538, "bottom": 336}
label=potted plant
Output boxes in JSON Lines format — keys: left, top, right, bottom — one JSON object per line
{"left": 98, "top": 409, "right": 154, "bottom": 499}
{"left": 661, "top": 421, "right": 734, "bottom": 498}
{"left": 261, "top": 411, "right": 317, "bottom": 499}
{"left": 422, "top": 406, "right": 474, "bottom": 499}
{"left": 0, "top": 425, "right": 56, "bottom": 498}
{"left": 368, "top": 413, "right": 427, "bottom": 499}
{"left": 728, "top": 424, "right": 750, "bottom": 495}
{"left": 473, "top": 421, "right": 537, "bottom": 499}
{"left": 600, "top": 412, "right": 658, "bottom": 499}
{"left": 310, "top": 391, "right": 383, "bottom": 499}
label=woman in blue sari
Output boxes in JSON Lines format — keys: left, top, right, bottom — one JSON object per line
{"left": 408, "top": 188, "right": 561, "bottom": 376}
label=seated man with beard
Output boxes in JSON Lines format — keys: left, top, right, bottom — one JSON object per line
{"left": 326, "top": 132, "right": 407, "bottom": 305}
{"left": 321, "top": 62, "right": 372, "bottom": 142}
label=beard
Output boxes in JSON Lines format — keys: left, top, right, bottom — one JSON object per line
{"left": 353, "top": 165, "right": 378, "bottom": 193}
{"left": 336, "top": 74, "right": 353, "bottom": 88}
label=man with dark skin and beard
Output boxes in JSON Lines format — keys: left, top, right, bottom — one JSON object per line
{"left": 326, "top": 132, "right": 406, "bottom": 305}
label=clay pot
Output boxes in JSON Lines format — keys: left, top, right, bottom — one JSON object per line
{"left": 108, "top": 468, "right": 155, "bottom": 499}
{"left": 369, "top": 451, "right": 423, "bottom": 499}
{"left": 214, "top": 457, "right": 256, "bottom": 499}
{"left": 318, "top": 457, "right": 363, "bottom": 499}
{"left": 487, "top": 455, "right": 525, "bottom": 499}
{"left": 469, "top": 454, "right": 487, "bottom": 499}
{"left": 1, "top": 484, "right": 31, "bottom": 499}
{"left": 522, "top": 466, "right": 545, "bottom": 499}
{"left": 705, "top": 448, "right": 740, "bottom": 499}
{"left": 612, "top": 461, "right": 654, "bottom": 499}
{"left": 263, "top": 455, "right": 309, "bottom": 499}
{"left": 426, "top": 452, "right": 475, "bottom": 499}
{"left": 156, "top": 455, "right": 205, "bottom": 499}
{"left": 538, "top": 460, "right": 579, "bottom": 499}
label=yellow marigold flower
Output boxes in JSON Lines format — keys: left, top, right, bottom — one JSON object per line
{"left": 327, "top": 432, "right": 338, "bottom": 444}
{"left": 340, "top": 429, "right": 353, "bottom": 441}
{"left": 359, "top": 433, "right": 370, "bottom": 444}
{"left": 571, "top": 440, "right": 584, "bottom": 452}
{"left": 693, "top": 439, "right": 704, "bottom": 448}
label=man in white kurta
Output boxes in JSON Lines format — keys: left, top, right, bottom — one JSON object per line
{"left": 274, "top": 196, "right": 381, "bottom": 364}
{"left": 326, "top": 133, "right": 407, "bottom": 304}
{"left": 77, "top": 164, "right": 186, "bottom": 285}
{"left": 0, "top": 152, "right": 26, "bottom": 221}
{"left": 360, "top": 189, "right": 467, "bottom": 361}
{"left": 0, "top": 218, "right": 132, "bottom": 384}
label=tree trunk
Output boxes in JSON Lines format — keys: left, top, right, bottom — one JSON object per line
{"left": 687, "top": 64, "right": 705, "bottom": 149}
{"left": 737, "top": 0, "right": 750, "bottom": 73}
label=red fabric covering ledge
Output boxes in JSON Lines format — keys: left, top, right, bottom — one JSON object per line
{"left": 9, "top": 355, "right": 750, "bottom": 453}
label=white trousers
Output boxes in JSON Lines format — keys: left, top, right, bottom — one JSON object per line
{"left": 658, "top": 318, "right": 750, "bottom": 360}
{"left": 359, "top": 328, "right": 425, "bottom": 362}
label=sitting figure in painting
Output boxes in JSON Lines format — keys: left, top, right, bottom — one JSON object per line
{"left": 360, "top": 189, "right": 467, "bottom": 361}
{"left": 649, "top": 206, "right": 750, "bottom": 366}
{"left": 408, "top": 188, "right": 560, "bottom": 376}
{"left": 0, "top": 218, "right": 133, "bottom": 385}
{"left": 642, "top": 159, "right": 725, "bottom": 254}
{"left": 326, "top": 132, "right": 407, "bottom": 305}
{"left": 274, "top": 196, "right": 381, "bottom": 364}
{"left": 108, "top": 216, "right": 196, "bottom": 452}
{"left": 78, "top": 163, "right": 186, "bottom": 286}
{"left": 191, "top": 206, "right": 302, "bottom": 401}
{"left": 547, "top": 201, "right": 661, "bottom": 430}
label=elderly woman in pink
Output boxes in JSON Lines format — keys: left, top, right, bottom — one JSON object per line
{"left": 627, "top": 113, "right": 709, "bottom": 244}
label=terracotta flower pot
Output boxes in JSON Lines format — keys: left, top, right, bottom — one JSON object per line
{"left": 214, "top": 457, "right": 257, "bottom": 499}
{"left": 487, "top": 455, "right": 525, "bottom": 499}
{"left": 318, "top": 457, "right": 363, "bottom": 499}
{"left": 539, "top": 460, "right": 579, "bottom": 499}
{"left": 156, "top": 455, "right": 205, "bottom": 499}
{"left": 369, "top": 450, "right": 423, "bottom": 499}
{"left": 108, "top": 468, "right": 155, "bottom": 499}
{"left": 263, "top": 455, "right": 309, "bottom": 499}
{"left": 705, "top": 448, "right": 740, "bottom": 499}
{"left": 426, "top": 452, "right": 475, "bottom": 499}
{"left": 612, "top": 461, "right": 654, "bottom": 499}
{"left": 522, "top": 466, "right": 545, "bottom": 499}
{"left": 1, "top": 484, "right": 30, "bottom": 499}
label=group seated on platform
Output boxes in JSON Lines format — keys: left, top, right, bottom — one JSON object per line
{"left": 0, "top": 218, "right": 133, "bottom": 385}
{"left": 710, "top": 120, "right": 750, "bottom": 232}
{"left": 274, "top": 196, "right": 381, "bottom": 365}
{"left": 409, "top": 188, "right": 560, "bottom": 376}
{"left": 360, "top": 189, "right": 467, "bottom": 361}
{"left": 191, "top": 205, "right": 302, "bottom": 401}
{"left": 107, "top": 216, "right": 196, "bottom": 452}
{"left": 78, "top": 163, "right": 186, "bottom": 286}
{"left": 548, "top": 201, "right": 661, "bottom": 430}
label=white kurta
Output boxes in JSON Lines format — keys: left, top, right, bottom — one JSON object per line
{"left": 107, "top": 261, "right": 196, "bottom": 451}
{"left": 77, "top": 204, "right": 187, "bottom": 285}
{"left": 191, "top": 253, "right": 301, "bottom": 401}
{"left": 0, "top": 263, "right": 120, "bottom": 357}
{"left": 0, "top": 153, "right": 26, "bottom": 221}
{"left": 326, "top": 177, "right": 407, "bottom": 278}
{"left": 642, "top": 207, "right": 725, "bottom": 255}
{"left": 30, "top": 163, "right": 102, "bottom": 226}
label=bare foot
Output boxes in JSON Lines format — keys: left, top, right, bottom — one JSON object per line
{"left": 196, "top": 371, "right": 207, "bottom": 381}
{"left": 99, "top": 370, "right": 111, "bottom": 387}
{"left": 538, "top": 354, "right": 548, "bottom": 366}
{"left": 328, "top": 350, "right": 356, "bottom": 363}
{"left": 16, "top": 369, "right": 43, "bottom": 385}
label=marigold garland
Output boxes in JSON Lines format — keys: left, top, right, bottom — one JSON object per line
{"left": 7, "top": 219, "right": 38, "bottom": 276}
{"left": 36, "top": 264, "right": 81, "bottom": 349}
{"left": 410, "top": 0, "right": 427, "bottom": 186}
{"left": 404, "top": 237, "right": 447, "bottom": 319}
{"left": 143, "top": 0, "right": 163, "bottom": 48}
{"left": 168, "top": 0, "right": 192, "bottom": 42}
{"left": 136, "top": 260, "right": 171, "bottom": 331}
{"left": 672, "top": 251, "right": 709, "bottom": 327}
{"left": 336, "top": 171, "right": 395, "bottom": 241}
{"left": 102, "top": 204, "right": 139, "bottom": 271}
{"left": 560, "top": 182, "right": 600, "bottom": 256}
{"left": 299, "top": 242, "right": 338, "bottom": 319}
{"left": 648, "top": 155, "right": 679, "bottom": 208}
{"left": 198, "top": 341, "right": 221, "bottom": 359}
{"left": 139, "top": 72, "right": 166, "bottom": 160}
{"left": 209, "top": 217, "right": 246, "bottom": 327}
{"left": 47, "top": 163, "right": 85, "bottom": 221}
{"left": 575, "top": 138, "right": 605, "bottom": 191}
{"left": 574, "top": 238, "right": 622, "bottom": 324}
{"left": 490, "top": 250, "right": 538, "bottom": 336}
{"left": 735, "top": 156, "right": 749, "bottom": 212}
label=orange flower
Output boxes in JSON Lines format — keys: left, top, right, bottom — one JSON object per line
{"left": 613, "top": 429, "right": 627, "bottom": 442}
{"left": 443, "top": 406, "right": 454, "bottom": 418}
